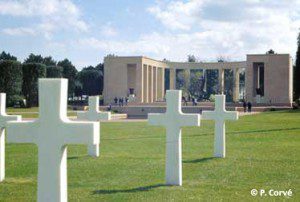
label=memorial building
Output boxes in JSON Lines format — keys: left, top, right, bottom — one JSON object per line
{"left": 103, "top": 53, "right": 293, "bottom": 106}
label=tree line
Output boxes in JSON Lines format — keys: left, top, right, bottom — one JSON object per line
{"left": 0, "top": 51, "right": 103, "bottom": 107}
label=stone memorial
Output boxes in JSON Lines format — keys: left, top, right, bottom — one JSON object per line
{"left": 148, "top": 90, "right": 200, "bottom": 186}
{"left": 0, "top": 93, "right": 21, "bottom": 182}
{"left": 7, "top": 79, "right": 99, "bottom": 202}
{"left": 202, "top": 95, "right": 238, "bottom": 158}
{"left": 77, "top": 96, "right": 111, "bottom": 157}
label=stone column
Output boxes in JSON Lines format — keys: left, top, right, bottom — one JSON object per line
{"left": 203, "top": 69, "right": 207, "bottom": 92}
{"left": 170, "top": 68, "right": 176, "bottom": 90}
{"left": 148, "top": 66, "right": 153, "bottom": 103}
{"left": 233, "top": 68, "right": 240, "bottom": 102}
{"left": 162, "top": 68, "right": 165, "bottom": 99}
{"left": 136, "top": 63, "right": 143, "bottom": 103}
{"left": 185, "top": 69, "right": 190, "bottom": 92}
{"left": 153, "top": 66, "right": 158, "bottom": 101}
{"left": 143, "top": 64, "right": 149, "bottom": 103}
{"left": 218, "top": 69, "right": 224, "bottom": 94}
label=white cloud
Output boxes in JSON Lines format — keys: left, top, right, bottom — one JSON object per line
{"left": 0, "top": 0, "right": 88, "bottom": 38}
{"left": 2, "top": 27, "right": 36, "bottom": 36}
{"left": 100, "top": 23, "right": 118, "bottom": 37}
{"left": 145, "top": 0, "right": 300, "bottom": 60}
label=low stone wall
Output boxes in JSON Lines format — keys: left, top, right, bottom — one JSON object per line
{"left": 104, "top": 105, "right": 292, "bottom": 119}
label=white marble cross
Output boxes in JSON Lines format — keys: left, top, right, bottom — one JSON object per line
{"left": 202, "top": 95, "right": 238, "bottom": 158}
{"left": 0, "top": 93, "right": 21, "bottom": 182}
{"left": 7, "top": 79, "right": 99, "bottom": 202}
{"left": 148, "top": 90, "right": 200, "bottom": 186}
{"left": 77, "top": 96, "right": 111, "bottom": 157}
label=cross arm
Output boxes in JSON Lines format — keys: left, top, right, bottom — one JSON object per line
{"left": 6, "top": 121, "right": 36, "bottom": 143}
{"left": 179, "top": 113, "right": 200, "bottom": 127}
{"left": 224, "top": 111, "right": 239, "bottom": 121}
{"left": 201, "top": 111, "right": 215, "bottom": 120}
{"left": 61, "top": 120, "right": 99, "bottom": 145}
{"left": 0, "top": 115, "right": 21, "bottom": 128}
{"left": 76, "top": 111, "right": 88, "bottom": 120}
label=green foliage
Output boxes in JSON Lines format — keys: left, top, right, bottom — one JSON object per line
{"left": 77, "top": 66, "right": 103, "bottom": 96}
{"left": 0, "top": 51, "right": 17, "bottom": 61}
{"left": 0, "top": 60, "right": 23, "bottom": 106}
{"left": 58, "top": 59, "right": 78, "bottom": 97}
{"left": 205, "top": 69, "right": 219, "bottom": 98}
{"left": 24, "top": 53, "right": 44, "bottom": 64}
{"left": 224, "top": 69, "right": 233, "bottom": 102}
{"left": 187, "top": 55, "right": 196, "bottom": 62}
{"left": 43, "top": 56, "right": 57, "bottom": 66}
{"left": 189, "top": 70, "right": 205, "bottom": 99}
{"left": 46, "top": 65, "right": 63, "bottom": 78}
{"left": 295, "top": 34, "right": 300, "bottom": 100}
{"left": 22, "top": 63, "right": 46, "bottom": 107}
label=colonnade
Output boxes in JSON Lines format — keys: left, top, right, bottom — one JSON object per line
{"left": 141, "top": 64, "right": 165, "bottom": 103}
{"left": 169, "top": 68, "right": 241, "bottom": 102}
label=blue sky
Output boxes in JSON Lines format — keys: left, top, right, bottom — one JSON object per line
{"left": 0, "top": 0, "right": 299, "bottom": 69}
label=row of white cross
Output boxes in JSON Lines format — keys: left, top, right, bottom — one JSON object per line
{"left": 0, "top": 79, "right": 238, "bottom": 202}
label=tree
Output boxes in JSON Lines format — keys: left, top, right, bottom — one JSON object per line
{"left": 205, "top": 69, "right": 219, "bottom": 99}
{"left": 46, "top": 66, "right": 63, "bottom": 78}
{"left": 224, "top": 69, "right": 234, "bottom": 102}
{"left": 22, "top": 63, "right": 46, "bottom": 107}
{"left": 0, "top": 51, "right": 17, "bottom": 61}
{"left": 43, "top": 56, "right": 57, "bottom": 66}
{"left": 77, "top": 66, "right": 102, "bottom": 96}
{"left": 294, "top": 33, "right": 300, "bottom": 101}
{"left": 0, "top": 60, "right": 22, "bottom": 106}
{"left": 188, "top": 70, "right": 205, "bottom": 100}
{"left": 24, "top": 53, "right": 44, "bottom": 64}
{"left": 58, "top": 59, "right": 78, "bottom": 97}
{"left": 187, "top": 55, "right": 196, "bottom": 62}
{"left": 266, "top": 49, "right": 275, "bottom": 54}
{"left": 95, "top": 63, "right": 104, "bottom": 93}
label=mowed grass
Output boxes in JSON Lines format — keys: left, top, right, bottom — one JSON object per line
{"left": 0, "top": 110, "right": 299, "bottom": 201}
{"left": 7, "top": 107, "right": 76, "bottom": 118}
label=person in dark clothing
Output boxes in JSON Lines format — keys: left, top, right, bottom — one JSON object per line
{"left": 125, "top": 97, "right": 128, "bottom": 105}
{"left": 243, "top": 101, "right": 247, "bottom": 113}
{"left": 114, "top": 97, "right": 118, "bottom": 105}
{"left": 182, "top": 96, "right": 188, "bottom": 106}
{"left": 118, "top": 98, "right": 122, "bottom": 106}
{"left": 247, "top": 102, "right": 252, "bottom": 112}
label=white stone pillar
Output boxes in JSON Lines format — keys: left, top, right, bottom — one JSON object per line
{"left": 149, "top": 66, "right": 153, "bottom": 103}
{"left": 154, "top": 66, "right": 158, "bottom": 101}
{"left": 170, "top": 68, "right": 176, "bottom": 90}
{"left": 218, "top": 69, "right": 224, "bottom": 94}
{"left": 233, "top": 68, "right": 240, "bottom": 102}
{"left": 143, "top": 65, "right": 149, "bottom": 103}
{"left": 162, "top": 68, "right": 165, "bottom": 99}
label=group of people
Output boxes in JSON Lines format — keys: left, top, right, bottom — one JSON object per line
{"left": 182, "top": 96, "right": 198, "bottom": 106}
{"left": 243, "top": 101, "right": 252, "bottom": 112}
{"left": 114, "top": 97, "right": 129, "bottom": 106}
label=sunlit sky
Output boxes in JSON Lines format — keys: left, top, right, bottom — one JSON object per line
{"left": 0, "top": 0, "right": 299, "bottom": 69}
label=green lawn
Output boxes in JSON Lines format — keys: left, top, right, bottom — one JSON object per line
{"left": 7, "top": 107, "right": 76, "bottom": 118}
{"left": 0, "top": 110, "right": 299, "bottom": 201}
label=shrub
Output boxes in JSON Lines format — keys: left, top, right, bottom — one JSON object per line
{"left": 0, "top": 60, "right": 23, "bottom": 106}
{"left": 22, "top": 63, "right": 46, "bottom": 107}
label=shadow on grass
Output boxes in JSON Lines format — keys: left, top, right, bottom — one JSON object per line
{"left": 93, "top": 184, "right": 168, "bottom": 194}
{"left": 68, "top": 155, "right": 88, "bottom": 160}
{"left": 231, "top": 127, "right": 300, "bottom": 135}
{"left": 183, "top": 157, "right": 215, "bottom": 164}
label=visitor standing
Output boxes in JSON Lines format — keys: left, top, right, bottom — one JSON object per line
{"left": 243, "top": 101, "right": 247, "bottom": 113}
{"left": 247, "top": 102, "right": 252, "bottom": 112}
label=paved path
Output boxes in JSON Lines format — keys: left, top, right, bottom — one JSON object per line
{"left": 21, "top": 112, "right": 260, "bottom": 122}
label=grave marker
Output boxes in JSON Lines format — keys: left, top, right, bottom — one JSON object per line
{"left": 148, "top": 90, "right": 200, "bottom": 186}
